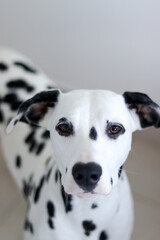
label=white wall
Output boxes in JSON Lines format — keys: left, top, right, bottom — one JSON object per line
{"left": 0, "top": 0, "right": 160, "bottom": 102}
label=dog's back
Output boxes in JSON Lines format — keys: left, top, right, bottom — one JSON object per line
{"left": 0, "top": 47, "right": 55, "bottom": 193}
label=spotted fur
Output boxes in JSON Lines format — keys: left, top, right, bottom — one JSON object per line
{"left": 0, "top": 47, "right": 159, "bottom": 240}
{"left": 0, "top": 62, "right": 8, "bottom": 71}
{"left": 82, "top": 220, "right": 96, "bottom": 236}
{"left": 14, "top": 61, "right": 37, "bottom": 74}
{"left": 24, "top": 218, "right": 34, "bottom": 234}
{"left": 89, "top": 126, "right": 98, "bottom": 140}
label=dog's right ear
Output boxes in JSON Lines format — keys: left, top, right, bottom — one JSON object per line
{"left": 123, "top": 91, "right": 160, "bottom": 131}
{"left": 6, "top": 89, "right": 61, "bottom": 134}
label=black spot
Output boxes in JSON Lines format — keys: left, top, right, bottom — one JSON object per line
{"left": 91, "top": 203, "right": 98, "bottom": 209}
{"left": 0, "top": 109, "right": 4, "bottom": 122}
{"left": 14, "top": 61, "right": 37, "bottom": 74}
{"left": 61, "top": 185, "right": 73, "bottom": 213}
{"left": 23, "top": 175, "right": 34, "bottom": 198}
{"left": 36, "top": 142, "right": 45, "bottom": 155}
{"left": 25, "top": 130, "right": 37, "bottom": 153}
{"left": 46, "top": 201, "right": 55, "bottom": 230}
{"left": 48, "top": 218, "right": 54, "bottom": 229}
{"left": 3, "top": 93, "right": 22, "bottom": 111}
{"left": 65, "top": 168, "right": 68, "bottom": 173}
{"left": 46, "top": 167, "right": 52, "bottom": 182}
{"left": 15, "top": 155, "right": 22, "bottom": 168}
{"left": 41, "top": 130, "right": 50, "bottom": 139}
{"left": 118, "top": 165, "right": 123, "bottom": 178}
{"left": 47, "top": 201, "right": 55, "bottom": 218}
{"left": 29, "top": 139, "right": 37, "bottom": 152}
{"left": 24, "top": 219, "right": 34, "bottom": 234}
{"left": 99, "top": 230, "right": 108, "bottom": 240}
{"left": 89, "top": 127, "right": 98, "bottom": 140}
{"left": 110, "top": 177, "right": 113, "bottom": 185}
{"left": 45, "top": 157, "right": 52, "bottom": 166}
{"left": 34, "top": 175, "right": 45, "bottom": 203}
{"left": 25, "top": 129, "right": 46, "bottom": 155}
{"left": 55, "top": 169, "right": 61, "bottom": 183}
{"left": 25, "top": 130, "right": 35, "bottom": 143}
{"left": 6, "top": 79, "right": 34, "bottom": 92}
{"left": 59, "top": 171, "right": 62, "bottom": 180}
{"left": 82, "top": 220, "right": 96, "bottom": 236}
{"left": 0, "top": 62, "right": 8, "bottom": 71}
{"left": 23, "top": 180, "right": 31, "bottom": 198}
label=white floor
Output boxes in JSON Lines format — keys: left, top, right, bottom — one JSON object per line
{"left": 0, "top": 128, "right": 160, "bottom": 240}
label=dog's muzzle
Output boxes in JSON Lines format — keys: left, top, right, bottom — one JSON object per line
{"left": 72, "top": 162, "right": 102, "bottom": 192}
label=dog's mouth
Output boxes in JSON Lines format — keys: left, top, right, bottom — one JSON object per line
{"left": 65, "top": 188, "right": 97, "bottom": 199}
{"left": 73, "top": 189, "right": 111, "bottom": 199}
{"left": 65, "top": 184, "right": 111, "bottom": 198}
{"left": 75, "top": 192, "right": 97, "bottom": 199}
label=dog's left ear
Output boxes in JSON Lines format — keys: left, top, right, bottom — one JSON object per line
{"left": 6, "top": 89, "right": 61, "bottom": 134}
{"left": 123, "top": 91, "right": 160, "bottom": 131}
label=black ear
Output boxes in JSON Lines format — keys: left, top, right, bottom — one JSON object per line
{"left": 123, "top": 92, "right": 160, "bottom": 130}
{"left": 7, "top": 89, "right": 60, "bottom": 134}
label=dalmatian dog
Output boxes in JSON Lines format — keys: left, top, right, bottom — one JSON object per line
{"left": 0, "top": 47, "right": 160, "bottom": 240}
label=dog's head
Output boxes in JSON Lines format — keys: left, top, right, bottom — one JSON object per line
{"left": 7, "top": 89, "right": 160, "bottom": 198}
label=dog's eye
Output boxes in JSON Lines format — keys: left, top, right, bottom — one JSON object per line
{"left": 56, "top": 121, "right": 74, "bottom": 137}
{"left": 58, "top": 123, "right": 70, "bottom": 133}
{"left": 109, "top": 125, "right": 122, "bottom": 135}
{"left": 106, "top": 123, "right": 125, "bottom": 139}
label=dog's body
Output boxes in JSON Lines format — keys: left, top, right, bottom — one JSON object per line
{"left": 0, "top": 47, "right": 159, "bottom": 240}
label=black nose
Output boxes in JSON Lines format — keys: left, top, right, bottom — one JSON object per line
{"left": 72, "top": 162, "right": 102, "bottom": 192}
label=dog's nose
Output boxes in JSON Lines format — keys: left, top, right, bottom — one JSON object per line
{"left": 72, "top": 162, "right": 102, "bottom": 192}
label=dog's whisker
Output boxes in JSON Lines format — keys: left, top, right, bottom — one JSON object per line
{"left": 124, "top": 169, "right": 139, "bottom": 176}
{"left": 130, "top": 149, "right": 139, "bottom": 158}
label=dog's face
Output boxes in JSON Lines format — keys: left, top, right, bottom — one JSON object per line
{"left": 7, "top": 89, "right": 160, "bottom": 198}
{"left": 48, "top": 90, "right": 133, "bottom": 197}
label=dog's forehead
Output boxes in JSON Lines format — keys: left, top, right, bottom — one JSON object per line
{"left": 56, "top": 90, "right": 128, "bottom": 121}
{"left": 61, "top": 89, "right": 122, "bottom": 105}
